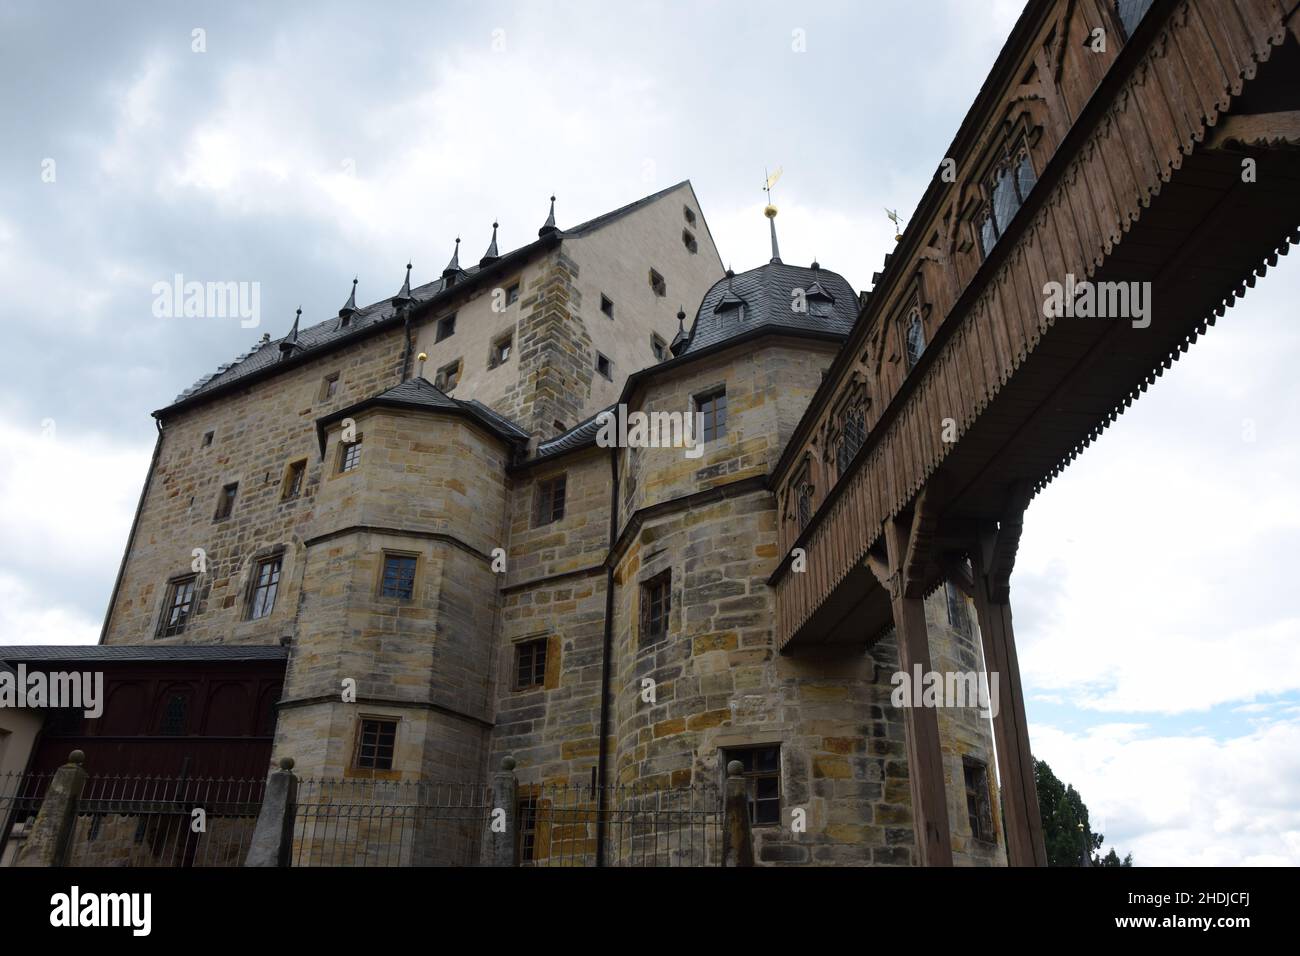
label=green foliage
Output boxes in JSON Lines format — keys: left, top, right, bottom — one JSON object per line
{"left": 1034, "top": 758, "right": 1132, "bottom": 866}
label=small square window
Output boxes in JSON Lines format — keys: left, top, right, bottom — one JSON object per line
{"left": 514, "top": 638, "right": 549, "bottom": 691}
{"left": 157, "top": 575, "right": 198, "bottom": 637}
{"left": 353, "top": 717, "right": 398, "bottom": 771}
{"left": 725, "top": 745, "right": 781, "bottom": 826}
{"left": 435, "top": 314, "right": 457, "bottom": 342}
{"left": 282, "top": 459, "right": 306, "bottom": 500}
{"left": 249, "top": 555, "right": 282, "bottom": 620}
{"left": 380, "top": 553, "right": 417, "bottom": 600}
{"left": 600, "top": 294, "right": 614, "bottom": 319}
{"left": 338, "top": 438, "right": 362, "bottom": 474}
{"left": 682, "top": 229, "right": 698, "bottom": 254}
{"left": 596, "top": 352, "right": 613, "bottom": 381}
{"left": 489, "top": 333, "right": 513, "bottom": 369}
{"left": 201, "top": 430, "right": 214, "bottom": 448}
{"left": 649, "top": 269, "right": 666, "bottom": 297}
{"left": 651, "top": 334, "right": 667, "bottom": 362}
{"left": 534, "top": 475, "right": 566, "bottom": 526}
{"left": 683, "top": 205, "right": 696, "bottom": 226}
{"left": 505, "top": 282, "right": 520, "bottom": 306}
{"left": 214, "top": 482, "right": 238, "bottom": 521}
{"left": 320, "top": 373, "right": 340, "bottom": 402}
{"left": 434, "top": 359, "right": 462, "bottom": 392}
{"left": 695, "top": 388, "right": 727, "bottom": 442}
{"left": 640, "top": 569, "right": 671, "bottom": 646}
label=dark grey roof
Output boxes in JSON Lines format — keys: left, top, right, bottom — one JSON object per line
{"left": 533, "top": 404, "right": 616, "bottom": 460}
{"left": 315, "top": 376, "right": 529, "bottom": 452}
{"left": 681, "top": 261, "right": 857, "bottom": 355}
{"left": 0, "top": 644, "right": 289, "bottom": 664}
{"left": 164, "top": 181, "right": 697, "bottom": 414}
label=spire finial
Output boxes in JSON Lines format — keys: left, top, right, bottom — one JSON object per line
{"left": 278, "top": 307, "right": 302, "bottom": 357}
{"left": 339, "top": 277, "right": 358, "bottom": 319}
{"left": 480, "top": 221, "right": 500, "bottom": 267}
{"left": 538, "top": 195, "right": 558, "bottom": 237}
{"left": 443, "top": 237, "right": 461, "bottom": 277}
{"left": 393, "top": 262, "right": 414, "bottom": 309}
{"left": 763, "top": 167, "right": 783, "bottom": 263}
{"left": 670, "top": 305, "right": 689, "bottom": 357}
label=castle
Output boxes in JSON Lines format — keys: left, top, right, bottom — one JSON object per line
{"left": 85, "top": 180, "right": 1006, "bottom": 866}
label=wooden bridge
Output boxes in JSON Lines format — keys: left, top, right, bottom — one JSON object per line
{"left": 769, "top": 0, "right": 1300, "bottom": 865}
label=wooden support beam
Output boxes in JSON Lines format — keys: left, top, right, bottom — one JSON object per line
{"left": 970, "top": 488, "right": 1047, "bottom": 867}
{"left": 901, "top": 476, "right": 944, "bottom": 598}
{"left": 876, "top": 510, "right": 954, "bottom": 867}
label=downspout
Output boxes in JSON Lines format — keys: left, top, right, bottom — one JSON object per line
{"left": 594, "top": 444, "right": 618, "bottom": 866}
{"left": 97, "top": 419, "right": 164, "bottom": 644}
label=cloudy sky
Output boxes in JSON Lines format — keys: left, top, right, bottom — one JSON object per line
{"left": 2, "top": 0, "right": 1297, "bottom": 865}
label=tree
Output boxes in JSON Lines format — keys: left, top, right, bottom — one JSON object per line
{"left": 1034, "top": 758, "right": 1133, "bottom": 866}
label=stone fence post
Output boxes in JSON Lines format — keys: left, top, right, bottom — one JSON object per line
{"left": 16, "top": 750, "right": 87, "bottom": 867}
{"left": 244, "top": 757, "right": 299, "bottom": 867}
{"left": 480, "top": 756, "right": 518, "bottom": 866}
{"left": 722, "top": 759, "right": 755, "bottom": 867}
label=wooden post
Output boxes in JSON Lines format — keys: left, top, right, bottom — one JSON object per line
{"left": 869, "top": 493, "right": 954, "bottom": 867}
{"left": 970, "top": 499, "right": 1047, "bottom": 866}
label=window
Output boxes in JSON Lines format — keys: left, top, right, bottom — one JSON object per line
{"left": 516, "top": 795, "right": 541, "bottom": 863}
{"left": 488, "top": 332, "right": 512, "bottom": 369}
{"left": 836, "top": 405, "right": 866, "bottom": 475}
{"left": 505, "top": 282, "right": 520, "bottom": 306}
{"left": 534, "top": 475, "right": 566, "bottom": 526}
{"left": 435, "top": 314, "right": 457, "bottom": 342}
{"left": 796, "top": 480, "right": 814, "bottom": 532}
{"left": 201, "top": 430, "right": 214, "bottom": 448}
{"left": 945, "top": 581, "right": 971, "bottom": 638}
{"left": 338, "top": 438, "right": 362, "bottom": 473}
{"left": 157, "top": 575, "right": 198, "bottom": 637}
{"left": 434, "top": 359, "right": 462, "bottom": 392}
{"left": 651, "top": 334, "right": 667, "bottom": 362}
{"left": 249, "top": 555, "right": 282, "bottom": 620}
{"left": 978, "top": 152, "right": 1037, "bottom": 257}
{"left": 282, "top": 459, "right": 306, "bottom": 500}
{"left": 649, "top": 268, "right": 666, "bottom": 297}
{"left": 905, "top": 312, "right": 926, "bottom": 370}
{"left": 353, "top": 717, "right": 398, "bottom": 771}
{"left": 596, "top": 352, "right": 613, "bottom": 381}
{"left": 1116, "top": 0, "right": 1155, "bottom": 38}
{"left": 514, "top": 638, "right": 548, "bottom": 691}
{"left": 600, "top": 294, "right": 614, "bottom": 319}
{"left": 682, "top": 229, "right": 698, "bottom": 254}
{"left": 964, "top": 758, "right": 994, "bottom": 842}
{"left": 695, "top": 388, "right": 727, "bottom": 442}
{"left": 726, "top": 746, "right": 781, "bottom": 826}
{"left": 553, "top": 420, "right": 567, "bottom": 435}
{"left": 380, "top": 553, "right": 417, "bottom": 600}
{"left": 640, "top": 570, "right": 671, "bottom": 646}
{"left": 214, "top": 482, "right": 238, "bottom": 521}
{"left": 683, "top": 205, "right": 696, "bottom": 226}
{"left": 320, "top": 373, "right": 340, "bottom": 401}
{"left": 159, "top": 693, "right": 189, "bottom": 736}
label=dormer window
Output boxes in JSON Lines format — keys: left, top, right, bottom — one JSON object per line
{"left": 714, "top": 290, "right": 744, "bottom": 330}
{"left": 805, "top": 281, "right": 835, "bottom": 319}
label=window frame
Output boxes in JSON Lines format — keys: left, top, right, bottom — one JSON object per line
{"left": 649, "top": 268, "right": 666, "bottom": 298}
{"left": 639, "top": 569, "right": 672, "bottom": 647}
{"left": 352, "top": 716, "right": 399, "bottom": 772}
{"left": 319, "top": 373, "right": 340, "bottom": 402}
{"left": 600, "top": 294, "right": 615, "bottom": 319}
{"left": 434, "top": 358, "right": 462, "bottom": 392}
{"left": 963, "top": 756, "right": 995, "bottom": 843}
{"left": 513, "top": 637, "right": 549, "bottom": 691}
{"left": 596, "top": 352, "right": 613, "bottom": 381}
{"left": 724, "top": 745, "right": 782, "bottom": 827}
{"left": 378, "top": 551, "right": 419, "bottom": 601}
{"left": 489, "top": 331, "right": 513, "bottom": 369}
{"left": 694, "top": 387, "right": 728, "bottom": 443}
{"left": 281, "top": 458, "right": 307, "bottom": 500}
{"left": 338, "top": 437, "right": 363, "bottom": 474}
{"left": 533, "top": 474, "right": 567, "bottom": 527}
{"left": 156, "top": 574, "right": 199, "bottom": 638}
{"left": 213, "top": 482, "right": 238, "bottom": 521}
{"left": 248, "top": 553, "right": 283, "bottom": 621}
{"left": 435, "top": 314, "right": 457, "bottom": 342}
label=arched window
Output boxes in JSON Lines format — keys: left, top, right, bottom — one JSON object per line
{"left": 905, "top": 312, "right": 926, "bottom": 370}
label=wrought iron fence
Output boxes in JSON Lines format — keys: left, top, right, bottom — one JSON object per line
{"left": 0, "top": 770, "right": 55, "bottom": 858}
{"left": 291, "top": 778, "right": 492, "bottom": 867}
{"left": 65, "top": 774, "right": 265, "bottom": 867}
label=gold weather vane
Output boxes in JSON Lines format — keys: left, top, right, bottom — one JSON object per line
{"left": 763, "top": 167, "right": 784, "bottom": 262}
{"left": 885, "top": 207, "right": 904, "bottom": 242}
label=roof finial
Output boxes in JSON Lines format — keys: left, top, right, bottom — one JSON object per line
{"left": 670, "top": 305, "right": 689, "bottom": 357}
{"left": 339, "top": 277, "right": 358, "bottom": 320}
{"left": 538, "top": 195, "right": 558, "bottom": 237}
{"left": 480, "top": 221, "right": 500, "bottom": 267}
{"left": 278, "top": 307, "right": 303, "bottom": 357}
{"left": 885, "top": 207, "right": 904, "bottom": 242}
{"left": 443, "top": 237, "right": 461, "bottom": 278}
{"left": 393, "top": 262, "right": 414, "bottom": 310}
{"left": 416, "top": 351, "right": 428, "bottom": 380}
{"left": 763, "top": 167, "right": 783, "bottom": 264}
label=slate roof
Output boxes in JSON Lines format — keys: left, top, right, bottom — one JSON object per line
{"left": 680, "top": 260, "right": 858, "bottom": 355}
{"left": 314, "top": 375, "right": 530, "bottom": 452}
{"left": 533, "top": 405, "right": 616, "bottom": 460}
{"left": 163, "top": 181, "right": 697, "bottom": 415}
{"left": 0, "top": 644, "right": 289, "bottom": 664}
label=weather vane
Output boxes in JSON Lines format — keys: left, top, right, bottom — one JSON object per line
{"left": 763, "top": 167, "right": 784, "bottom": 262}
{"left": 885, "top": 207, "right": 905, "bottom": 242}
